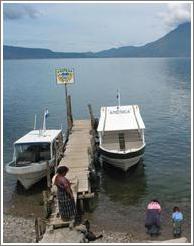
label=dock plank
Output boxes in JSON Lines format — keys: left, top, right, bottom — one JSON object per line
{"left": 58, "top": 119, "right": 91, "bottom": 194}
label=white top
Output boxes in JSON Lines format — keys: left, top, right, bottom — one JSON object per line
{"left": 97, "top": 105, "right": 145, "bottom": 132}
{"left": 14, "top": 129, "right": 62, "bottom": 144}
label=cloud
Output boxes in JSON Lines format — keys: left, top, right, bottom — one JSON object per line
{"left": 159, "top": 3, "right": 191, "bottom": 27}
{"left": 4, "top": 4, "right": 41, "bottom": 20}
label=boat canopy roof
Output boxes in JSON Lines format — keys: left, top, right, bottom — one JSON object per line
{"left": 14, "top": 129, "right": 62, "bottom": 145}
{"left": 97, "top": 105, "right": 145, "bottom": 132}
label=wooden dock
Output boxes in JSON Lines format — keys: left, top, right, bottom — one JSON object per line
{"left": 37, "top": 118, "right": 95, "bottom": 242}
{"left": 61, "top": 119, "right": 92, "bottom": 197}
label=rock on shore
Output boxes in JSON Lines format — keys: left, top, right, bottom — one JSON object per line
{"left": 89, "top": 230, "right": 134, "bottom": 243}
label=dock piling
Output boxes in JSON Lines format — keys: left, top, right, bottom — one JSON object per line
{"left": 35, "top": 217, "right": 46, "bottom": 242}
{"left": 88, "top": 104, "right": 95, "bottom": 131}
{"left": 68, "top": 95, "right": 73, "bottom": 129}
{"left": 46, "top": 161, "right": 51, "bottom": 189}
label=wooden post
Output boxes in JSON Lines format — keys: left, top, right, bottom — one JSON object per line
{"left": 35, "top": 217, "right": 40, "bottom": 242}
{"left": 79, "top": 199, "right": 84, "bottom": 214}
{"left": 46, "top": 161, "right": 51, "bottom": 189}
{"left": 67, "top": 98, "right": 71, "bottom": 131}
{"left": 69, "top": 96, "right": 73, "bottom": 126}
{"left": 54, "top": 141, "right": 58, "bottom": 173}
{"left": 87, "top": 146, "right": 92, "bottom": 166}
{"left": 88, "top": 104, "right": 95, "bottom": 130}
{"left": 69, "top": 95, "right": 73, "bottom": 126}
{"left": 43, "top": 190, "right": 48, "bottom": 218}
{"left": 35, "top": 217, "right": 46, "bottom": 242}
{"left": 67, "top": 95, "right": 73, "bottom": 130}
{"left": 65, "top": 84, "right": 71, "bottom": 131}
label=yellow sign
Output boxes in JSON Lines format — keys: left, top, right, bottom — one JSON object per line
{"left": 56, "top": 68, "right": 75, "bottom": 84}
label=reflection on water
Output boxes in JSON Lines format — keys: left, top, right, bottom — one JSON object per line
{"left": 101, "top": 161, "right": 147, "bottom": 206}
{"left": 160, "top": 58, "right": 190, "bottom": 91}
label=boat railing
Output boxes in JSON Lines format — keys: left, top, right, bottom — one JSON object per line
{"left": 102, "top": 107, "right": 107, "bottom": 138}
{"left": 6, "top": 160, "right": 15, "bottom": 167}
{"left": 132, "top": 105, "right": 143, "bottom": 141}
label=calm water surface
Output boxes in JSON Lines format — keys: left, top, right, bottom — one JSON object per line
{"left": 3, "top": 58, "right": 191, "bottom": 240}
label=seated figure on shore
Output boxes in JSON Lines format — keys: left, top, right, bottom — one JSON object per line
{"left": 172, "top": 206, "right": 183, "bottom": 238}
{"left": 53, "top": 166, "right": 76, "bottom": 221}
{"left": 83, "top": 220, "right": 103, "bottom": 241}
{"left": 145, "top": 199, "right": 161, "bottom": 236}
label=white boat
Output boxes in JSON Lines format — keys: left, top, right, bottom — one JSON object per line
{"left": 5, "top": 110, "right": 64, "bottom": 189}
{"left": 97, "top": 102, "right": 146, "bottom": 171}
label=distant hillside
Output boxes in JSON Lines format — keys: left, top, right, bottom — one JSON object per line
{"left": 3, "top": 22, "right": 191, "bottom": 59}
{"left": 3, "top": 46, "right": 94, "bottom": 59}
{"left": 95, "top": 22, "right": 191, "bottom": 57}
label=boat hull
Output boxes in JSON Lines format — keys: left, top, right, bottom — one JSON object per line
{"left": 99, "top": 146, "right": 145, "bottom": 171}
{"left": 5, "top": 160, "right": 54, "bottom": 189}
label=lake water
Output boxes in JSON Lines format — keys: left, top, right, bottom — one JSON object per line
{"left": 3, "top": 58, "right": 191, "bottom": 240}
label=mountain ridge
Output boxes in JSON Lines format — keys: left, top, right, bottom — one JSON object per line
{"left": 4, "top": 22, "right": 191, "bottom": 59}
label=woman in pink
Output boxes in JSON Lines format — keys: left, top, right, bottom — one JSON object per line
{"left": 145, "top": 199, "right": 161, "bottom": 236}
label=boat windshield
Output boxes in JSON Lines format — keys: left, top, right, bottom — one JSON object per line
{"left": 15, "top": 142, "right": 51, "bottom": 164}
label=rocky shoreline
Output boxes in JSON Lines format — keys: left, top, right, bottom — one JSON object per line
{"left": 3, "top": 214, "right": 36, "bottom": 243}
{"left": 3, "top": 214, "right": 190, "bottom": 244}
{"left": 3, "top": 214, "right": 136, "bottom": 243}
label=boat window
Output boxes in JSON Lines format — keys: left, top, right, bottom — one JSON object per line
{"left": 118, "top": 133, "right": 125, "bottom": 151}
{"left": 15, "top": 143, "right": 51, "bottom": 164}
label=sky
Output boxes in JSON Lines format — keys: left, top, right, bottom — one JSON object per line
{"left": 3, "top": 1, "right": 192, "bottom": 52}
